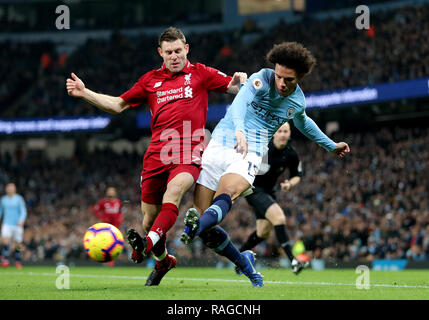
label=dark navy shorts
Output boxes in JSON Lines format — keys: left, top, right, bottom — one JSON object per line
{"left": 245, "top": 187, "right": 277, "bottom": 220}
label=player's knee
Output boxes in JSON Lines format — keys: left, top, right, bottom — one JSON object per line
{"left": 266, "top": 205, "right": 286, "bottom": 225}
{"left": 217, "top": 185, "right": 239, "bottom": 199}
{"left": 164, "top": 183, "right": 185, "bottom": 203}
{"left": 270, "top": 214, "right": 286, "bottom": 226}
{"left": 256, "top": 227, "right": 270, "bottom": 239}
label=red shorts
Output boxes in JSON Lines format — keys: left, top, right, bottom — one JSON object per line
{"left": 140, "top": 163, "right": 201, "bottom": 205}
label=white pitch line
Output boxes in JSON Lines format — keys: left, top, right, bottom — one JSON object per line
{"left": 1, "top": 271, "right": 429, "bottom": 289}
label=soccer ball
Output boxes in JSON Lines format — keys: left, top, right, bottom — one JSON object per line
{"left": 83, "top": 223, "right": 124, "bottom": 263}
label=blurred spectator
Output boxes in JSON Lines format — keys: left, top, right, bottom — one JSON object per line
{"left": 1, "top": 4, "right": 429, "bottom": 118}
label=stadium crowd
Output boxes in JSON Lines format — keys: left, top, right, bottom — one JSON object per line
{"left": 1, "top": 124, "right": 428, "bottom": 264}
{"left": 1, "top": 1, "right": 428, "bottom": 266}
{"left": 1, "top": 3, "right": 428, "bottom": 118}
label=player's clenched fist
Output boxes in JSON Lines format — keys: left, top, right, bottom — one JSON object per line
{"left": 332, "top": 142, "right": 350, "bottom": 158}
{"left": 66, "top": 72, "right": 85, "bottom": 98}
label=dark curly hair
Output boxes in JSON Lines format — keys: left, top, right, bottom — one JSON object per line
{"left": 266, "top": 42, "right": 316, "bottom": 78}
{"left": 158, "top": 27, "right": 186, "bottom": 46}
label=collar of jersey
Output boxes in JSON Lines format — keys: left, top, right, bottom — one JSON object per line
{"left": 160, "top": 60, "right": 193, "bottom": 77}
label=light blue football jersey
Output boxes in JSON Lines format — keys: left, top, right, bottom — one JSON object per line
{"left": 0, "top": 194, "right": 27, "bottom": 226}
{"left": 211, "top": 68, "right": 336, "bottom": 156}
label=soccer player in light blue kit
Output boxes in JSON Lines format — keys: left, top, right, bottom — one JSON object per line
{"left": 181, "top": 42, "right": 350, "bottom": 287}
{"left": 0, "top": 183, "right": 27, "bottom": 268}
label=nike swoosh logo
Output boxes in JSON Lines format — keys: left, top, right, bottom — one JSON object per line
{"left": 245, "top": 255, "right": 257, "bottom": 274}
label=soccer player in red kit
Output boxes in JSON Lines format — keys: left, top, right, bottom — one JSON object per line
{"left": 93, "top": 187, "right": 123, "bottom": 229}
{"left": 93, "top": 187, "right": 123, "bottom": 266}
{"left": 66, "top": 27, "right": 246, "bottom": 285}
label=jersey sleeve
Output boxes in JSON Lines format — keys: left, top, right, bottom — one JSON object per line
{"left": 201, "top": 65, "right": 232, "bottom": 92}
{"left": 0, "top": 198, "right": 3, "bottom": 220}
{"left": 292, "top": 110, "right": 337, "bottom": 152}
{"left": 120, "top": 75, "right": 148, "bottom": 108}
{"left": 18, "top": 196, "right": 27, "bottom": 223}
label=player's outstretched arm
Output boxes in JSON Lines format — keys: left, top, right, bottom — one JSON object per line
{"left": 66, "top": 73, "right": 130, "bottom": 114}
{"left": 293, "top": 111, "right": 350, "bottom": 157}
{"left": 331, "top": 142, "right": 350, "bottom": 158}
{"left": 226, "top": 72, "right": 247, "bottom": 94}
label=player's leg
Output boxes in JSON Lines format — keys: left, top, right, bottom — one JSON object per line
{"left": 239, "top": 189, "right": 275, "bottom": 251}
{"left": 194, "top": 184, "right": 216, "bottom": 214}
{"left": 180, "top": 139, "right": 223, "bottom": 243}
{"left": 180, "top": 183, "right": 216, "bottom": 243}
{"left": 128, "top": 170, "right": 165, "bottom": 262}
{"left": 194, "top": 173, "right": 250, "bottom": 237}
{"left": 1, "top": 239, "right": 11, "bottom": 267}
{"left": 144, "top": 170, "right": 196, "bottom": 253}
{"left": 141, "top": 202, "right": 162, "bottom": 234}
{"left": 265, "top": 203, "right": 293, "bottom": 259}
{"left": 1, "top": 225, "right": 12, "bottom": 267}
{"left": 142, "top": 169, "right": 196, "bottom": 286}
{"left": 185, "top": 181, "right": 254, "bottom": 280}
{"left": 265, "top": 203, "right": 308, "bottom": 274}
{"left": 240, "top": 219, "right": 273, "bottom": 252}
{"left": 128, "top": 201, "right": 161, "bottom": 263}
{"left": 199, "top": 226, "right": 263, "bottom": 287}
{"left": 183, "top": 173, "right": 263, "bottom": 286}
{"left": 12, "top": 225, "right": 24, "bottom": 269}
{"left": 181, "top": 147, "right": 262, "bottom": 243}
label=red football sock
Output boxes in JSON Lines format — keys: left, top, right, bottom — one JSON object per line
{"left": 146, "top": 203, "right": 178, "bottom": 253}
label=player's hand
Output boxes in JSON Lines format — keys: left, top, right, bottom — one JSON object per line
{"left": 280, "top": 180, "right": 292, "bottom": 192}
{"left": 332, "top": 142, "right": 350, "bottom": 158}
{"left": 231, "top": 72, "right": 247, "bottom": 86}
{"left": 66, "top": 72, "right": 85, "bottom": 98}
{"left": 227, "top": 72, "right": 247, "bottom": 94}
{"left": 234, "top": 130, "right": 248, "bottom": 158}
{"left": 18, "top": 221, "right": 24, "bottom": 227}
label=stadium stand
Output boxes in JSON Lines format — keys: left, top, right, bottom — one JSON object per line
{"left": 0, "top": 3, "right": 428, "bottom": 118}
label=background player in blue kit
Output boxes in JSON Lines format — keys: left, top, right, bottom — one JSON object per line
{"left": 239, "top": 122, "right": 308, "bottom": 275}
{"left": 181, "top": 42, "right": 350, "bottom": 287}
{"left": 0, "top": 183, "right": 27, "bottom": 269}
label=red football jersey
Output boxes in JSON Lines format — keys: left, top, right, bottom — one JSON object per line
{"left": 93, "top": 198, "right": 122, "bottom": 220}
{"left": 120, "top": 61, "right": 232, "bottom": 173}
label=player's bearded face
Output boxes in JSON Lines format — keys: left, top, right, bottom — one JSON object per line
{"left": 158, "top": 40, "right": 189, "bottom": 73}
{"left": 274, "top": 64, "right": 298, "bottom": 97}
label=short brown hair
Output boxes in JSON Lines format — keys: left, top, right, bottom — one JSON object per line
{"left": 158, "top": 27, "right": 186, "bottom": 46}
{"left": 266, "top": 42, "right": 316, "bottom": 78}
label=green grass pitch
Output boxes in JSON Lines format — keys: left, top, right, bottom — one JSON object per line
{"left": 1, "top": 266, "right": 428, "bottom": 300}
